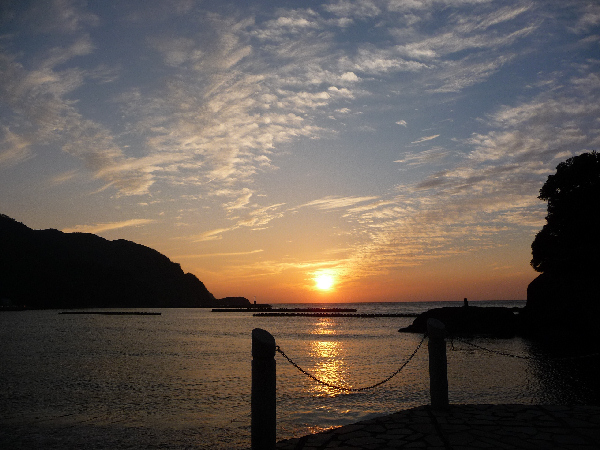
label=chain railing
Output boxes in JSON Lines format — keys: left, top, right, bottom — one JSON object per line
{"left": 449, "top": 336, "right": 600, "bottom": 360}
{"left": 251, "top": 320, "right": 600, "bottom": 450}
{"left": 251, "top": 324, "right": 447, "bottom": 450}
{"left": 275, "top": 333, "right": 427, "bottom": 392}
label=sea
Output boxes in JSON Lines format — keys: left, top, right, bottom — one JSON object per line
{"left": 1, "top": 300, "right": 599, "bottom": 449}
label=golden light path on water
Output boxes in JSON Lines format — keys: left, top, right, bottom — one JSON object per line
{"left": 308, "top": 318, "right": 350, "bottom": 397}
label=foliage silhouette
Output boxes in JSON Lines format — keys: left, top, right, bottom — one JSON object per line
{"left": 530, "top": 151, "right": 600, "bottom": 274}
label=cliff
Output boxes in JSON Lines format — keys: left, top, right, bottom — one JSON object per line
{"left": 0, "top": 214, "right": 234, "bottom": 309}
{"left": 523, "top": 270, "right": 600, "bottom": 340}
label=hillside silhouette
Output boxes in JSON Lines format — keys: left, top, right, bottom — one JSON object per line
{"left": 0, "top": 214, "right": 244, "bottom": 309}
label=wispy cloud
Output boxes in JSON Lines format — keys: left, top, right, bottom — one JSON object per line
{"left": 62, "top": 219, "right": 155, "bottom": 234}
{"left": 20, "top": 0, "right": 100, "bottom": 34}
{"left": 192, "top": 227, "right": 234, "bottom": 242}
{"left": 411, "top": 135, "right": 440, "bottom": 144}
{"left": 298, "top": 196, "right": 380, "bottom": 210}
{"left": 0, "top": 127, "right": 32, "bottom": 167}
{"left": 395, "top": 148, "right": 451, "bottom": 166}
{"left": 192, "top": 202, "right": 287, "bottom": 241}
{"left": 49, "top": 170, "right": 78, "bottom": 185}
{"left": 334, "top": 70, "right": 600, "bottom": 279}
{"left": 0, "top": 0, "right": 542, "bottom": 204}
{"left": 180, "top": 249, "right": 264, "bottom": 258}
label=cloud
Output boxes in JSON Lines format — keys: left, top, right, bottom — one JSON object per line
{"left": 466, "top": 74, "right": 600, "bottom": 165}
{"left": 20, "top": 0, "right": 100, "bottom": 34}
{"left": 192, "top": 202, "right": 287, "bottom": 241}
{"left": 0, "top": 127, "right": 32, "bottom": 167}
{"left": 340, "top": 71, "right": 360, "bottom": 82}
{"left": 180, "top": 249, "right": 264, "bottom": 258}
{"left": 119, "top": 0, "right": 194, "bottom": 24}
{"left": 193, "top": 227, "right": 233, "bottom": 242}
{"left": 125, "top": 15, "right": 352, "bottom": 193}
{"left": 323, "top": 0, "right": 381, "bottom": 19}
{"left": 4, "top": 10, "right": 319, "bottom": 198}
{"left": 317, "top": 69, "right": 600, "bottom": 280}
{"left": 345, "top": 200, "right": 396, "bottom": 215}
{"left": 573, "top": 3, "right": 600, "bottom": 32}
{"left": 427, "top": 54, "right": 515, "bottom": 93}
{"left": 382, "top": 4, "right": 538, "bottom": 93}
{"left": 411, "top": 134, "right": 440, "bottom": 144}
{"left": 0, "top": 36, "right": 159, "bottom": 195}
{"left": 347, "top": 47, "right": 429, "bottom": 74}
{"left": 49, "top": 170, "right": 78, "bottom": 185}
{"left": 335, "top": 184, "right": 541, "bottom": 278}
{"left": 299, "top": 195, "right": 380, "bottom": 210}
{"left": 236, "top": 203, "right": 287, "bottom": 228}
{"left": 2, "top": 0, "right": 597, "bottom": 288}
{"left": 61, "top": 218, "right": 155, "bottom": 234}
{"left": 0, "top": 0, "right": 544, "bottom": 206}
{"left": 219, "top": 188, "right": 254, "bottom": 211}
{"left": 147, "top": 37, "right": 203, "bottom": 67}
{"left": 395, "top": 147, "right": 451, "bottom": 166}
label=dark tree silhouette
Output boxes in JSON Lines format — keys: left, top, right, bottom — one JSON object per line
{"left": 530, "top": 151, "right": 600, "bottom": 274}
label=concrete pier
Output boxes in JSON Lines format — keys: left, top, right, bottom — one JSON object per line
{"left": 276, "top": 404, "right": 600, "bottom": 449}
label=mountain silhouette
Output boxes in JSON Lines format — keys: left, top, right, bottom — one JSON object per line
{"left": 0, "top": 214, "right": 241, "bottom": 309}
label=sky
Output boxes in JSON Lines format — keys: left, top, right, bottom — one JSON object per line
{"left": 1, "top": 0, "right": 599, "bottom": 303}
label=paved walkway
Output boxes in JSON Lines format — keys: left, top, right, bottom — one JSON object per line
{"left": 276, "top": 404, "right": 600, "bottom": 449}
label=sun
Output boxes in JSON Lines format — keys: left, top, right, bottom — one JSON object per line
{"left": 314, "top": 273, "right": 335, "bottom": 291}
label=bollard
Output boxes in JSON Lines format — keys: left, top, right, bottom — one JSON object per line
{"left": 251, "top": 328, "right": 276, "bottom": 450}
{"left": 427, "top": 318, "right": 449, "bottom": 410}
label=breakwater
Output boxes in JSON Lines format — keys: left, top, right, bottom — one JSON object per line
{"left": 253, "top": 312, "right": 418, "bottom": 317}
{"left": 212, "top": 307, "right": 358, "bottom": 313}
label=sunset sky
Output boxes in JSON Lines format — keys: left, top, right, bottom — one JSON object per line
{"left": 1, "top": 0, "right": 599, "bottom": 303}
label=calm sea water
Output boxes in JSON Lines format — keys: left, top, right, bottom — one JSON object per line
{"left": 1, "top": 301, "right": 598, "bottom": 449}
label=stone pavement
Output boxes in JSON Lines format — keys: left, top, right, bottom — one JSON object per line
{"left": 276, "top": 404, "right": 600, "bottom": 449}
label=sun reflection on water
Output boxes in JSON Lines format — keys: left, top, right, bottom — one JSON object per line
{"left": 309, "top": 340, "right": 348, "bottom": 395}
{"left": 313, "top": 318, "right": 337, "bottom": 335}
{"left": 308, "top": 319, "right": 349, "bottom": 396}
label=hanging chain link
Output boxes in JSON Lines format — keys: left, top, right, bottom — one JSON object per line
{"left": 451, "top": 337, "right": 530, "bottom": 359}
{"left": 275, "top": 334, "right": 427, "bottom": 392}
{"left": 451, "top": 336, "right": 600, "bottom": 360}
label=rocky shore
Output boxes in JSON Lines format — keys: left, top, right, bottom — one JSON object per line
{"left": 398, "top": 304, "right": 521, "bottom": 337}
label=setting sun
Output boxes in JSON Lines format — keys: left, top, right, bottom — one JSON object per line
{"left": 314, "top": 274, "right": 335, "bottom": 291}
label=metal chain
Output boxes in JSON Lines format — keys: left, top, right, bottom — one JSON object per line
{"left": 451, "top": 336, "right": 600, "bottom": 360}
{"left": 451, "top": 337, "right": 530, "bottom": 359}
{"left": 275, "top": 334, "right": 427, "bottom": 392}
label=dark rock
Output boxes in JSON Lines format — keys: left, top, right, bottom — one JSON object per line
{"left": 213, "top": 297, "right": 254, "bottom": 308}
{"left": 399, "top": 306, "right": 521, "bottom": 337}
{"left": 522, "top": 270, "right": 600, "bottom": 340}
{"left": 0, "top": 214, "right": 217, "bottom": 309}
